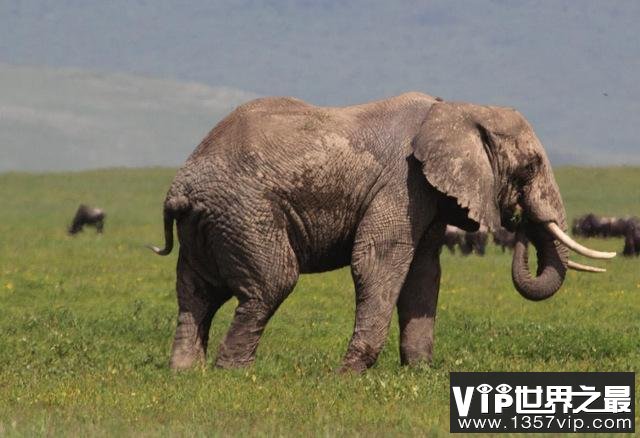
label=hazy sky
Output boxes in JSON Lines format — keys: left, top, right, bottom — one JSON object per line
{"left": 1, "top": 0, "right": 639, "bottom": 167}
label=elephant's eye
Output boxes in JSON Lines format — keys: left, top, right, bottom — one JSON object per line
{"left": 515, "top": 160, "right": 538, "bottom": 184}
{"left": 525, "top": 155, "right": 543, "bottom": 177}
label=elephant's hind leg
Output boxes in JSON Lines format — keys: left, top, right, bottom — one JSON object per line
{"left": 215, "top": 231, "right": 299, "bottom": 369}
{"left": 170, "top": 252, "right": 231, "bottom": 370}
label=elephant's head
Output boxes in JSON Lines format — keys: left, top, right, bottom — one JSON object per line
{"left": 412, "top": 102, "right": 615, "bottom": 301}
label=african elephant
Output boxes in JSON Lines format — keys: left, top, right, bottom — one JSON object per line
{"left": 150, "top": 93, "right": 615, "bottom": 372}
{"left": 68, "top": 204, "right": 105, "bottom": 235}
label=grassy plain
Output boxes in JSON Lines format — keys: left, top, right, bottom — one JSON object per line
{"left": 0, "top": 167, "right": 638, "bottom": 436}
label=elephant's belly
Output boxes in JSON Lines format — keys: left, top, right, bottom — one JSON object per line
{"left": 295, "top": 239, "right": 354, "bottom": 273}
{"left": 282, "top": 206, "right": 358, "bottom": 274}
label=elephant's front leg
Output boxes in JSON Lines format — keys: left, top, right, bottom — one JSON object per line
{"left": 171, "top": 253, "right": 230, "bottom": 370}
{"left": 341, "top": 239, "right": 415, "bottom": 373}
{"left": 397, "top": 222, "right": 445, "bottom": 366}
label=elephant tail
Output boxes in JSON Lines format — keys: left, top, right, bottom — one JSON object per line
{"left": 147, "top": 194, "right": 191, "bottom": 256}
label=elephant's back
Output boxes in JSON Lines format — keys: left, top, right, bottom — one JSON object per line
{"left": 176, "top": 92, "right": 439, "bottom": 211}
{"left": 188, "top": 92, "right": 438, "bottom": 162}
{"left": 188, "top": 96, "right": 320, "bottom": 158}
{"left": 185, "top": 96, "right": 368, "bottom": 181}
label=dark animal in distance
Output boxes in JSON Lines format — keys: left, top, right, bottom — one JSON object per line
{"left": 443, "top": 225, "right": 465, "bottom": 253}
{"left": 572, "top": 213, "right": 631, "bottom": 238}
{"left": 492, "top": 226, "right": 517, "bottom": 252}
{"left": 623, "top": 220, "right": 640, "bottom": 257}
{"left": 150, "top": 93, "right": 614, "bottom": 373}
{"left": 443, "top": 225, "right": 488, "bottom": 255}
{"left": 68, "top": 204, "right": 105, "bottom": 235}
{"left": 573, "top": 213, "right": 640, "bottom": 257}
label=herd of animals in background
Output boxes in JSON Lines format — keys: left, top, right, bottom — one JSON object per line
{"left": 443, "top": 225, "right": 489, "bottom": 255}
{"left": 68, "top": 204, "right": 106, "bottom": 235}
{"left": 66, "top": 206, "right": 638, "bottom": 257}
{"left": 443, "top": 213, "right": 639, "bottom": 257}
{"left": 492, "top": 227, "right": 517, "bottom": 252}
{"left": 572, "top": 213, "right": 640, "bottom": 257}
{"left": 443, "top": 225, "right": 514, "bottom": 255}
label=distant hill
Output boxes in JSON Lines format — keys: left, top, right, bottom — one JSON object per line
{"left": 0, "top": 64, "right": 258, "bottom": 171}
{"left": 1, "top": 2, "right": 639, "bottom": 166}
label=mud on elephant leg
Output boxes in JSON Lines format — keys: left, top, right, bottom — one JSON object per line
{"left": 170, "top": 253, "right": 230, "bottom": 370}
{"left": 340, "top": 240, "right": 415, "bottom": 373}
{"left": 397, "top": 223, "right": 444, "bottom": 366}
{"left": 215, "top": 238, "right": 299, "bottom": 369}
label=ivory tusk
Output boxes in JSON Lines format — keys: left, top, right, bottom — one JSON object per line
{"left": 545, "top": 222, "right": 616, "bottom": 259}
{"left": 567, "top": 260, "right": 606, "bottom": 273}
{"left": 145, "top": 244, "right": 169, "bottom": 255}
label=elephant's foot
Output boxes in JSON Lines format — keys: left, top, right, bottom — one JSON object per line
{"left": 214, "top": 347, "right": 257, "bottom": 369}
{"left": 214, "top": 355, "right": 255, "bottom": 369}
{"left": 399, "top": 324, "right": 434, "bottom": 367}
{"left": 214, "top": 339, "right": 259, "bottom": 369}
{"left": 336, "top": 362, "right": 366, "bottom": 375}
{"left": 169, "top": 313, "right": 208, "bottom": 370}
{"left": 170, "top": 349, "right": 205, "bottom": 371}
{"left": 400, "top": 346, "right": 433, "bottom": 367}
{"left": 339, "top": 342, "right": 379, "bottom": 374}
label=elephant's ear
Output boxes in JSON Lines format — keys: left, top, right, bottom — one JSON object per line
{"left": 413, "top": 102, "right": 520, "bottom": 231}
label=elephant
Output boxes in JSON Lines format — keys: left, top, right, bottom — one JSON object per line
{"left": 68, "top": 204, "right": 105, "bottom": 235}
{"left": 443, "top": 225, "right": 488, "bottom": 255}
{"left": 572, "top": 213, "right": 631, "bottom": 238}
{"left": 149, "top": 92, "right": 615, "bottom": 372}
{"left": 492, "top": 226, "right": 517, "bottom": 252}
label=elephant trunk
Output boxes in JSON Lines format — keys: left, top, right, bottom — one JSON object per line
{"left": 511, "top": 226, "right": 568, "bottom": 301}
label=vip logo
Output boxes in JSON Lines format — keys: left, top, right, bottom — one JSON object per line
{"left": 449, "top": 373, "right": 635, "bottom": 433}
{"left": 453, "top": 383, "right": 514, "bottom": 416}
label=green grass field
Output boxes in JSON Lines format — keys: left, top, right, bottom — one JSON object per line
{"left": 0, "top": 167, "right": 638, "bottom": 436}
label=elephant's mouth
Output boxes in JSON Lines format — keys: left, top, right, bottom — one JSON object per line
{"left": 510, "top": 220, "right": 615, "bottom": 301}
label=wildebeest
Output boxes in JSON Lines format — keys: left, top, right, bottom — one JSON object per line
{"left": 623, "top": 219, "right": 640, "bottom": 257}
{"left": 68, "top": 204, "right": 106, "bottom": 235}
{"left": 572, "top": 213, "right": 631, "bottom": 238}
{"left": 443, "top": 225, "right": 488, "bottom": 255}
{"left": 492, "top": 226, "right": 517, "bottom": 252}
{"left": 572, "top": 213, "right": 640, "bottom": 257}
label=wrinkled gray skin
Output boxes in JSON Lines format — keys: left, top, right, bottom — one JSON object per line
{"left": 152, "top": 93, "right": 569, "bottom": 372}
{"left": 69, "top": 204, "right": 105, "bottom": 235}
